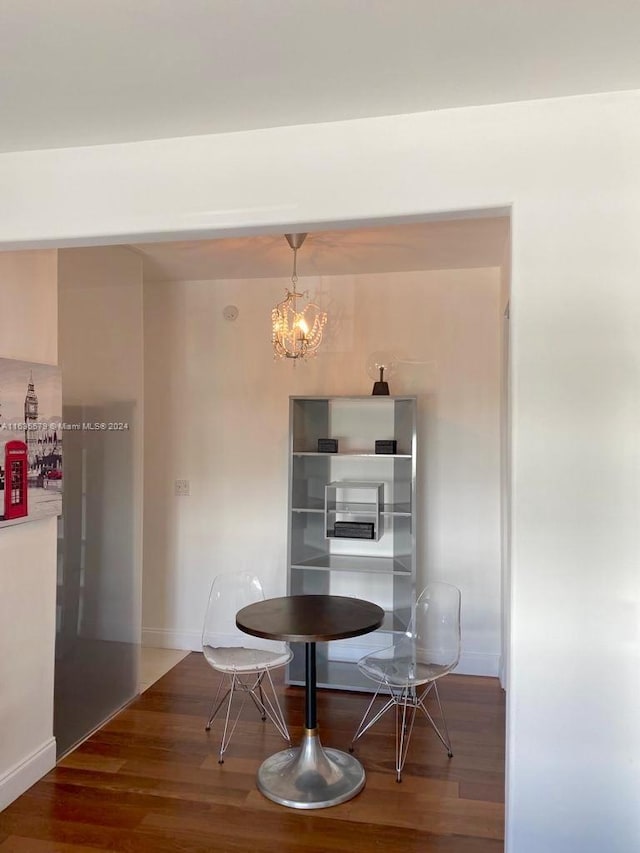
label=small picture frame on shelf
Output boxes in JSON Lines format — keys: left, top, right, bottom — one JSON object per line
{"left": 375, "top": 439, "right": 397, "bottom": 454}
{"left": 318, "top": 438, "right": 338, "bottom": 453}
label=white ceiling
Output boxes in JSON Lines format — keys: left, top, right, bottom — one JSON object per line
{"left": 2, "top": 1, "right": 640, "bottom": 153}
{"left": 131, "top": 216, "right": 509, "bottom": 281}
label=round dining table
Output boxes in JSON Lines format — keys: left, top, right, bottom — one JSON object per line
{"left": 236, "top": 593, "right": 384, "bottom": 809}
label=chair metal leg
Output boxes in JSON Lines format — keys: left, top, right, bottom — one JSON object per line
{"left": 350, "top": 681, "right": 393, "bottom": 751}
{"left": 206, "top": 668, "right": 290, "bottom": 762}
{"left": 395, "top": 687, "right": 417, "bottom": 782}
{"left": 246, "top": 673, "right": 268, "bottom": 720}
{"left": 218, "top": 672, "right": 246, "bottom": 763}
{"left": 205, "top": 679, "right": 231, "bottom": 731}
{"left": 207, "top": 675, "right": 263, "bottom": 731}
{"left": 257, "top": 677, "right": 267, "bottom": 721}
{"left": 417, "top": 680, "right": 453, "bottom": 757}
{"left": 350, "top": 677, "right": 454, "bottom": 780}
{"left": 253, "top": 667, "right": 290, "bottom": 743}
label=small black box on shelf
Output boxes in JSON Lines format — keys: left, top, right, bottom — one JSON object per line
{"left": 334, "top": 521, "right": 375, "bottom": 539}
{"left": 318, "top": 438, "right": 338, "bottom": 453}
{"left": 375, "top": 439, "right": 397, "bottom": 454}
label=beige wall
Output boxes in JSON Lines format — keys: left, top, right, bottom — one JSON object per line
{"left": 0, "top": 249, "right": 58, "bottom": 809}
{"left": 143, "top": 266, "right": 503, "bottom": 675}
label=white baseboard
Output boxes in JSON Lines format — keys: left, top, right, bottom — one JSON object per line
{"left": 330, "top": 646, "right": 500, "bottom": 677}
{"left": 142, "top": 628, "right": 201, "bottom": 651}
{"left": 499, "top": 655, "right": 508, "bottom": 690}
{"left": 455, "top": 651, "right": 500, "bottom": 677}
{"left": 142, "top": 629, "right": 287, "bottom": 656}
{"left": 0, "top": 737, "right": 56, "bottom": 812}
{"left": 143, "top": 628, "right": 501, "bottom": 679}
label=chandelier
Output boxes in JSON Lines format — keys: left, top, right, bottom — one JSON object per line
{"left": 272, "top": 233, "right": 327, "bottom": 360}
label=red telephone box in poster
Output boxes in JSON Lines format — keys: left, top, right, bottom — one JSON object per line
{"left": 0, "top": 357, "right": 62, "bottom": 529}
{"left": 4, "top": 440, "right": 28, "bottom": 521}
{"left": 4, "top": 441, "right": 29, "bottom": 521}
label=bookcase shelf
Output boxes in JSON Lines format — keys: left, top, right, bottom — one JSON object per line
{"left": 286, "top": 396, "right": 417, "bottom": 692}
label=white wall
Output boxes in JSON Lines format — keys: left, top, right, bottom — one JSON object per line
{"left": 0, "top": 250, "right": 58, "bottom": 809}
{"left": 499, "top": 234, "right": 512, "bottom": 690}
{"left": 143, "top": 268, "right": 502, "bottom": 675}
{"left": 0, "top": 90, "right": 639, "bottom": 851}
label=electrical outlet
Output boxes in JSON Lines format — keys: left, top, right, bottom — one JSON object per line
{"left": 175, "top": 479, "right": 190, "bottom": 496}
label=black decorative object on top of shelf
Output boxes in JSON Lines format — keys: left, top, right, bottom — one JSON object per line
{"left": 375, "top": 439, "right": 397, "bottom": 455}
{"left": 371, "top": 366, "right": 390, "bottom": 396}
{"left": 318, "top": 438, "right": 338, "bottom": 453}
{"left": 367, "top": 351, "right": 396, "bottom": 396}
{"left": 334, "top": 521, "right": 376, "bottom": 540}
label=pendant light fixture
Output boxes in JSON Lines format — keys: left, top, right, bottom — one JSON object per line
{"left": 272, "top": 233, "right": 327, "bottom": 360}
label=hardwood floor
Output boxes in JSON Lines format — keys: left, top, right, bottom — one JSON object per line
{"left": 0, "top": 653, "right": 505, "bottom": 852}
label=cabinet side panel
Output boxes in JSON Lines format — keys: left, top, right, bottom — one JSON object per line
{"left": 394, "top": 400, "right": 416, "bottom": 622}
{"left": 292, "top": 456, "right": 328, "bottom": 510}
{"left": 394, "top": 398, "right": 417, "bottom": 456}
{"left": 290, "top": 513, "right": 326, "bottom": 563}
{"left": 290, "top": 568, "right": 330, "bottom": 596}
{"left": 292, "top": 399, "right": 329, "bottom": 452}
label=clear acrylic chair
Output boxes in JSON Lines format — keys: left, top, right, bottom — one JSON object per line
{"left": 349, "top": 582, "right": 461, "bottom": 781}
{"left": 202, "top": 571, "right": 293, "bottom": 763}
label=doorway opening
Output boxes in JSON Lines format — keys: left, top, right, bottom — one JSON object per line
{"left": 52, "top": 210, "right": 511, "bottom": 829}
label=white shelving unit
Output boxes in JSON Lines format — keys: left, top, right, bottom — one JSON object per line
{"left": 286, "top": 395, "right": 417, "bottom": 692}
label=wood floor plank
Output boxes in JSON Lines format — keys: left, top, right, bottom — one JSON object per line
{"left": 0, "top": 654, "right": 505, "bottom": 852}
{"left": 0, "top": 838, "right": 112, "bottom": 852}
{"left": 58, "top": 753, "right": 127, "bottom": 774}
{"left": 245, "top": 786, "right": 504, "bottom": 839}
{"left": 459, "top": 780, "right": 506, "bottom": 803}
{"left": 140, "top": 806, "right": 502, "bottom": 853}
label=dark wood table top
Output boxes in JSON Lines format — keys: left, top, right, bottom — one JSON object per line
{"left": 236, "top": 595, "right": 384, "bottom": 643}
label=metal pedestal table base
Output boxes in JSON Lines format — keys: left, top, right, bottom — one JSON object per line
{"left": 257, "top": 728, "right": 365, "bottom": 809}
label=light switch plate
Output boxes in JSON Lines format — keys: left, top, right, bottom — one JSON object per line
{"left": 175, "top": 479, "right": 190, "bottom": 496}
